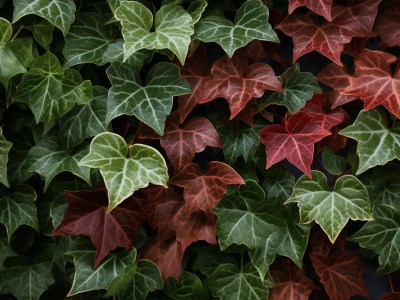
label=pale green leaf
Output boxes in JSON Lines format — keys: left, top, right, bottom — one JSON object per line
{"left": 0, "top": 184, "right": 38, "bottom": 240}
{"left": 194, "top": 0, "right": 278, "bottom": 57}
{"left": 107, "top": 0, "right": 120, "bottom": 14}
{"left": 106, "top": 62, "right": 190, "bottom": 135}
{"left": 13, "top": 0, "right": 76, "bottom": 35}
{"left": 0, "top": 128, "right": 12, "bottom": 187}
{"left": 79, "top": 132, "right": 168, "bottom": 211}
{"left": 285, "top": 170, "right": 372, "bottom": 242}
{"left": 115, "top": 1, "right": 194, "bottom": 64}
{"left": 0, "top": 17, "right": 12, "bottom": 45}
{"left": 164, "top": 272, "right": 208, "bottom": 300}
{"left": 348, "top": 205, "right": 400, "bottom": 274}
{"left": 13, "top": 52, "right": 93, "bottom": 132}
{"left": 187, "top": 0, "right": 208, "bottom": 25}
{"left": 0, "top": 257, "right": 54, "bottom": 300}
{"left": 340, "top": 108, "right": 400, "bottom": 174}
{"left": 322, "top": 147, "right": 347, "bottom": 175}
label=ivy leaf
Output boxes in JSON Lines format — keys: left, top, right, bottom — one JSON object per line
{"left": 260, "top": 112, "right": 331, "bottom": 178}
{"left": 262, "top": 64, "right": 322, "bottom": 113}
{"left": 0, "top": 235, "right": 16, "bottom": 269}
{"left": 276, "top": 0, "right": 380, "bottom": 65}
{"left": 0, "top": 184, "right": 38, "bottom": 240}
{"left": 0, "top": 128, "right": 12, "bottom": 187}
{"left": 27, "top": 131, "right": 91, "bottom": 190}
{"left": 0, "top": 257, "right": 54, "bottom": 300}
{"left": 340, "top": 108, "right": 400, "bottom": 175}
{"left": 348, "top": 205, "right": 400, "bottom": 274}
{"left": 115, "top": 1, "right": 194, "bottom": 64}
{"left": 53, "top": 188, "right": 144, "bottom": 268}
{"left": 194, "top": 0, "right": 278, "bottom": 57}
{"left": 285, "top": 170, "right": 372, "bottom": 242}
{"left": 380, "top": 293, "right": 400, "bottom": 300}
{"left": 374, "top": 0, "right": 400, "bottom": 47}
{"left": 213, "top": 180, "right": 285, "bottom": 250}
{"left": 207, "top": 262, "right": 270, "bottom": 300}
{"left": 12, "top": 0, "right": 76, "bottom": 35}
{"left": 106, "top": 62, "right": 191, "bottom": 135}
{"left": 288, "top": 0, "right": 333, "bottom": 21}
{"left": 262, "top": 167, "right": 295, "bottom": 202}
{"left": 164, "top": 271, "right": 208, "bottom": 300}
{"left": 80, "top": 132, "right": 168, "bottom": 211}
{"left": 169, "top": 161, "right": 244, "bottom": 214}
{"left": 13, "top": 52, "right": 93, "bottom": 131}
{"left": 59, "top": 86, "right": 109, "bottom": 152}
{"left": 63, "top": 13, "right": 121, "bottom": 67}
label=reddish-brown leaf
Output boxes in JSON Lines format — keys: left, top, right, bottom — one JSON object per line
{"left": 308, "top": 226, "right": 346, "bottom": 257}
{"left": 260, "top": 112, "right": 331, "bottom": 178}
{"left": 199, "top": 51, "right": 282, "bottom": 119}
{"left": 243, "top": 40, "right": 286, "bottom": 65}
{"left": 288, "top": 0, "right": 333, "bottom": 21}
{"left": 53, "top": 189, "right": 144, "bottom": 268}
{"left": 169, "top": 161, "right": 245, "bottom": 214}
{"left": 380, "top": 292, "right": 400, "bottom": 300}
{"left": 270, "top": 261, "right": 315, "bottom": 300}
{"left": 138, "top": 112, "right": 222, "bottom": 171}
{"left": 374, "top": 0, "right": 400, "bottom": 48}
{"left": 310, "top": 250, "right": 371, "bottom": 300}
{"left": 276, "top": 0, "right": 381, "bottom": 65}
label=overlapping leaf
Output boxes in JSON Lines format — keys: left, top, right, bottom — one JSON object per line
{"left": 288, "top": 0, "right": 333, "bottom": 21}
{"left": 374, "top": 0, "right": 400, "bottom": 47}
{"left": 79, "top": 132, "right": 168, "bottom": 211}
{"left": 164, "top": 271, "right": 208, "bottom": 300}
{"left": 106, "top": 62, "right": 191, "bottom": 135}
{"left": 0, "top": 128, "right": 12, "bottom": 187}
{"left": 194, "top": 0, "right": 279, "bottom": 57}
{"left": 286, "top": 171, "right": 372, "bottom": 242}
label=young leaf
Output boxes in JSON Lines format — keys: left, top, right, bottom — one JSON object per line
{"left": 0, "top": 128, "right": 12, "bottom": 187}
{"left": 53, "top": 188, "right": 144, "bottom": 268}
{"left": 115, "top": 1, "right": 194, "bottom": 64}
{"left": 260, "top": 112, "right": 331, "bottom": 178}
{"left": 13, "top": 52, "right": 93, "bottom": 131}
{"left": 79, "top": 132, "right": 168, "bottom": 211}
{"left": 322, "top": 147, "right": 347, "bottom": 175}
{"left": 164, "top": 271, "right": 208, "bottom": 300}
{"left": 348, "top": 205, "right": 400, "bottom": 274}
{"left": 12, "top": 0, "right": 76, "bottom": 35}
{"left": 194, "top": 0, "right": 278, "bottom": 57}
{"left": 0, "top": 184, "right": 38, "bottom": 240}
{"left": 374, "top": 0, "right": 400, "bottom": 47}
{"left": 288, "top": 0, "right": 332, "bottom": 21}
{"left": 169, "top": 161, "right": 245, "bottom": 214}
{"left": 106, "top": 62, "right": 191, "bottom": 135}
{"left": 340, "top": 108, "right": 400, "bottom": 175}
{"left": 262, "top": 167, "right": 295, "bottom": 202}
{"left": 263, "top": 64, "right": 322, "bottom": 113}
{"left": 285, "top": 171, "right": 372, "bottom": 242}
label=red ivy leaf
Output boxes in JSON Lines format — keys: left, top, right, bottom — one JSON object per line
{"left": 169, "top": 161, "right": 245, "bottom": 214}
{"left": 138, "top": 112, "right": 222, "bottom": 171}
{"left": 374, "top": 0, "right": 400, "bottom": 48}
{"left": 200, "top": 51, "right": 282, "bottom": 119}
{"left": 53, "top": 189, "right": 144, "bottom": 268}
{"left": 243, "top": 40, "right": 286, "bottom": 65}
{"left": 310, "top": 250, "right": 371, "bottom": 300}
{"left": 260, "top": 112, "right": 331, "bottom": 177}
{"left": 269, "top": 261, "right": 315, "bottom": 300}
{"left": 288, "top": 0, "right": 333, "bottom": 21}
{"left": 380, "top": 292, "right": 400, "bottom": 300}
{"left": 276, "top": 0, "right": 381, "bottom": 65}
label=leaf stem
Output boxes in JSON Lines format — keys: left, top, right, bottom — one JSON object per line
{"left": 388, "top": 273, "right": 395, "bottom": 292}
{"left": 10, "top": 25, "right": 24, "bottom": 41}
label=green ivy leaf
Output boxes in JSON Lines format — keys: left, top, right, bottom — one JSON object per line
{"left": 59, "top": 86, "right": 109, "bottom": 152}
{"left": 262, "top": 64, "right": 322, "bottom": 113}
{"left": 0, "top": 257, "right": 54, "bottom": 300}
{"left": 0, "top": 235, "right": 16, "bottom": 269}
{"left": 285, "top": 170, "right": 372, "bottom": 242}
{"left": 207, "top": 262, "right": 271, "bottom": 300}
{"left": 194, "top": 0, "right": 278, "bottom": 57}
{"left": 13, "top": 52, "right": 93, "bottom": 132}
{"left": 187, "top": 0, "right": 208, "bottom": 25}
{"left": 79, "top": 132, "right": 168, "bottom": 211}
{"left": 106, "top": 62, "right": 191, "bottom": 135}
{"left": 0, "top": 184, "right": 38, "bottom": 240}
{"left": 340, "top": 108, "right": 400, "bottom": 175}
{"left": 13, "top": 0, "right": 76, "bottom": 35}
{"left": 115, "top": 1, "right": 194, "bottom": 64}
{"left": 213, "top": 180, "right": 286, "bottom": 250}
{"left": 0, "top": 128, "right": 12, "bottom": 187}
{"left": 28, "top": 20, "right": 54, "bottom": 50}
{"left": 164, "top": 271, "right": 208, "bottom": 300}
{"left": 262, "top": 166, "right": 295, "bottom": 202}
{"left": 322, "top": 147, "right": 347, "bottom": 175}
{"left": 192, "top": 245, "right": 236, "bottom": 276}
{"left": 348, "top": 205, "right": 400, "bottom": 274}
{"left": 27, "top": 131, "right": 91, "bottom": 191}
{"left": 6, "top": 37, "right": 38, "bottom": 68}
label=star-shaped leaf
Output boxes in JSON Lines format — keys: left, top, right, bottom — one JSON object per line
{"left": 106, "top": 62, "right": 191, "bottom": 135}
{"left": 169, "top": 161, "right": 244, "bottom": 214}
{"left": 349, "top": 205, "right": 400, "bottom": 274}
{"left": 340, "top": 108, "right": 400, "bottom": 175}
{"left": 0, "top": 184, "right": 38, "bottom": 240}
{"left": 0, "top": 128, "right": 12, "bottom": 187}
{"left": 79, "top": 132, "right": 168, "bottom": 211}
{"left": 260, "top": 112, "right": 331, "bottom": 178}
{"left": 374, "top": 0, "right": 400, "bottom": 47}
{"left": 194, "top": 0, "right": 279, "bottom": 57}
{"left": 13, "top": 0, "right": 76, "bottom": 35}
{"left": 288, "top": 0, "right": 333, "bottom": 21}
{"left": 13, "top": 52, "right": 93, "bottom": 131}
{"left": 115, "top": 1, "right": 194, "bottom": 64}
{"left": 285, "top": 170, "right": 372, "bottom": 242}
